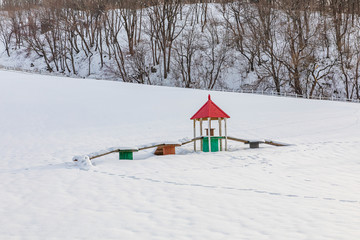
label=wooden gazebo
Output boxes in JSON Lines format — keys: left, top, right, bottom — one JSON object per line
{"left": 190, "top": 95, "right": 230, "bottom": 152}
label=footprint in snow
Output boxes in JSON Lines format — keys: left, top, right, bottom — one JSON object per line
{"left": 255, "top": 190, "right": 267, "bottom": 194}
{"left": 339, "top": 200, "right": 358, "bottom": 203}
{"left": 269, "top": 192, "right": 281, "bottom": 196}
{"left": 323, "top": 198, "right": 336, "bottom": 201}
{"left": 286, "top": 194, "right": 299, "bottom": 198}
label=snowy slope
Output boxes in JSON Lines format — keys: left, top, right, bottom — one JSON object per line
{"left": 0, "top": 70, "right": 359, "bottom": 240}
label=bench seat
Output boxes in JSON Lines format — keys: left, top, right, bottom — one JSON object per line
{"left": 244, "top": 140, "right": 265, "bottom": 149}
{"left": 154, "top": 143, "right": 181, "bottom": 155}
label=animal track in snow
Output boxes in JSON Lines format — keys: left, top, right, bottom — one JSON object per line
{"left": 90, "top": 169, "right": 359, "bottom": 205}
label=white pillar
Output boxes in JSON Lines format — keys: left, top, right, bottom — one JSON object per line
{"left": 225, "top": 118, "right": 228, "bottom": 151}
{"left": 193, "top": 119, "right": 196, "bottom": 151}
{"left": 200, "top": 119, "right": 203, "bottom": 151}
{"left": 208, "top": 117, "right": 211, "bottom": 152}
{"left": 218, "top": 118, "right": 222, "bottom": 151}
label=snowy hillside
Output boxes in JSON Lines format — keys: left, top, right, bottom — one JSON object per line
{"left": 1, "top": 1, "right": 360, "bottom": 100}
{"left": 0, "top": 70, "right": 359, "bottom": 239}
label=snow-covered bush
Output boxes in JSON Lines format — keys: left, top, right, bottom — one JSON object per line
{"left": 72, "top": 155, "right": 93, "bottom": 171}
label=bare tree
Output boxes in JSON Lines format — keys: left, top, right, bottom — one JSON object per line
{"left": 104, "top": 8, "right": 129, "bottom": 81}
{"left": 173, "top": 24, "right": 201, "bottom": 88}
{"left": 146, "top": 0, "right": 186, "bottom": 79}
{"left": 253, "top": 0, "right": 285, "bottom": 93}
{"left": 275, "top": 2, "right": 319, "bottom": 95}
{"left": 129, "top": 43, "right": 151, "bottom": 84}
{"left": 221, "top": 1, "right": 258, "bottom": 73}
{"left": 0, "top": 12, "right": 12, "bottom": 57}
{"left": 330, "top": 0, "right": 356, "bottom": 99}
{"left": 22, "top": 10, "right": 53, "bottom": 72}
{"left": 119, "top": 0, "right": 141, "bottom": 56}
{"left": 306, "top": 62, "right": 336, "bottom": 98}
{"left": 200, "top": 19, "right": 230, "bottom": 90}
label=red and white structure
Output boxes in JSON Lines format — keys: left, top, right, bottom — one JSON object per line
{"left": 190, "top": 95, "right": 230, "bottom": 152}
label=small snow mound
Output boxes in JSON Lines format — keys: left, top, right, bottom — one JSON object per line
{"left": 72, "top": 155, "right": 93, "bottom": 170}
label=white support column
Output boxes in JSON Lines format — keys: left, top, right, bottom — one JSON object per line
{"left": 208, "top": 117, "right": 211, "bottom": 152}
{"left": 200, "top": 119, "right": 203, "bottom": 151}
{"left": 224, "top": 118, "right": 228, "bottom": 151}
{"left": 218, "top": 118, "right": 222, "bottom": 151}
{"left": 193, "top": 119, "right": 196, "bottom": 151}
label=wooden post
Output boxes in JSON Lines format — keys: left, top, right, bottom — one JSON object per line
{"left": 218, "top": 118, "right": 222, "bottom": 151}
{"left": 208, "top": 117, "right": 211, "bottom": 152}
{"left": 200, "top": 119, "right": 203, "bottom": 150}
{"left": 224, "top": 118, "right": 228, "bottom": 151}
{"left": 193, "top": 119, "right": 196, "bottom": 151}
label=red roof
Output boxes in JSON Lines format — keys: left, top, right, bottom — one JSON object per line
{"left": 190, "top": 95, "right": 230, "bottom": 120}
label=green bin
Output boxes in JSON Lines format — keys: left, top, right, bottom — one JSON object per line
{"left": 202, "top": 137, "right": 223, "bottom": 152}
{"left": 119, "top": 151, "right": 134, "bottom": 160}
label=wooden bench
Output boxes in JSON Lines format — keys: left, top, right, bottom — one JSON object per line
{"left": 118, "top": 148, "right": 139, "bottom": 160}
{"left": 244, "top": 140, "right": 265, "bottom": 149}
{"left": 154, "top": 143, "right": 181, "bottom": 155}
{"left": 264, "top": 140, "right": 291, "bottom": 147}
{"left": 85, "top": 147, "right": 139, "bottom": 160}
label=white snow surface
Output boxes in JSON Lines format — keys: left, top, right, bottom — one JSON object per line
{"left": 0, "top": 70, "right": 359, "bottom": 239}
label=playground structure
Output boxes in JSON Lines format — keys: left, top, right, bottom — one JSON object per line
{"left": 73, "top": 95, "right": 290, "bottom": 162}
{"left": 190, "top": 94, "right": 231, "bottom": 153}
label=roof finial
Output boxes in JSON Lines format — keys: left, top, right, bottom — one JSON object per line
{"left": 208, "top": 94, "right": 211, "bottom": 100}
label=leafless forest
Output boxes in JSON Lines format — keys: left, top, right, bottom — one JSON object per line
{"left": 1, "top": 0, "right": 360, "bottom": 99}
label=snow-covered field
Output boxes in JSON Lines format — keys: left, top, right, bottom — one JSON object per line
{"left": 0, "top": 70, "right": 359, "bottom": 239}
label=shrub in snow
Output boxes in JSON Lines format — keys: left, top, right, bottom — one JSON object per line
{"left": 72, "top": 155, "right": 93, "bottom": 171}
